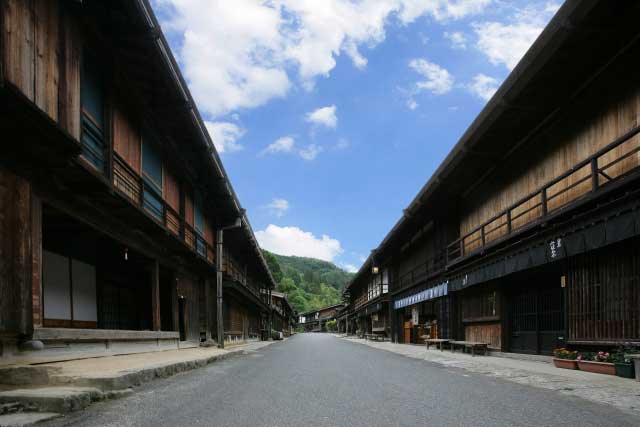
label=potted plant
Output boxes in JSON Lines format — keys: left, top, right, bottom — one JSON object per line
{"left": 577, "top": 351, "right": 616, "bottom": 375}
{"left": 553, "top": 348, "right": 579, "bottom": 369}
{"left": 612, "top": 352, "right": 635, "bottom": 379}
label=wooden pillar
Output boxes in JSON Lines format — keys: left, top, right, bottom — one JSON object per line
{"left": 171, "top": 272, "right": 179, "bottom": 332}
{"left": 0, "top": 168, "right": 34, "bottom": 339}
{"left": 150, "top": 259, "right": 160, "bottom": 331}
{"left": 31, "top": 193, "right": 43, "bottom": 328}
{"left": 204, "top": 278, "right": 213, "bottom": 341}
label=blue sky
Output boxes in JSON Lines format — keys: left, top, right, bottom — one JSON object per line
{"left": 151, "top": 0, "right": 559, "bottom": 272}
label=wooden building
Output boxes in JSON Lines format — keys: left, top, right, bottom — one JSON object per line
{"left": 268, "top": 291, "right": 296, "bottom": 337}
{"left": 0, "top": 0, "right": 275, "bottom": 362}
{"left": 342, "top": 264, "right": 391, "bottom": 338}
{"left": 296, "top": 304, "right": 344, "bottom": 333}
{"left": 343, "top": 0, "right": 640, "bottom": 355}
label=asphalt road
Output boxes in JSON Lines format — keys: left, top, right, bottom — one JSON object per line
{"left": 44, "top": 334, "right": 640, "bottom": 427}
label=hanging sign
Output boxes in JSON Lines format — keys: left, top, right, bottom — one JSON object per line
{"left": 394, "top": 281, "right": 448, "bottom": 310}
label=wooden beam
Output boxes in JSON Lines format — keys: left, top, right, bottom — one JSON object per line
{"left": 150, "top": 259, "right": 160, "bottom": 331}
{"left": 0, "top": 167, "right": 34, "bottom": 337}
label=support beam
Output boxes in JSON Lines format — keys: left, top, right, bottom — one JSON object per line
{"left": 0, "top": 168, "right": 34, "bottom": 340}
{"left": 150, "top": 259, "right": 160, "bottom": 331}
{"left": 216, "top": 229, "right": 224, "bottom": 348}
{"left": 204, "top": 278, "right": 214, "bottom": 343}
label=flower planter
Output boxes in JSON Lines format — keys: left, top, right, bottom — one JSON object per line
{"left": 553, "top": 358, "right": 578, "bottom": 370}
{"left": 615, "top": 362, "right": 635, "bottom": 379}
{"left": 625, "top": 354, "right": 640, "bottom": 382}
{"left": 577, "top": 360, "right": 616, "bottom": 375}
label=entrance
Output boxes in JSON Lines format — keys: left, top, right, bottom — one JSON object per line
{"left": 508, "top": 266, "right": 565, "bottom": 355}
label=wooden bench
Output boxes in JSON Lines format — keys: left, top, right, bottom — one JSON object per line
{"left": 449, "top": 340, "right": 488, "bottom": 356}
{"left": 423, "top": 338, "right": 450, "bottom": 351}
{"left": 365, "top": 333, "right": 386, "bottom": 341}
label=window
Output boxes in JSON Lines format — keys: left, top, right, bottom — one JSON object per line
{"left": 194, "top": 195, "right": 206, "bottom": 256}
{"left": 81, "top": 52, "right": 105, "bottom": 170}
{"left": 142, "top": 135, "right": 164, "bottom": 221}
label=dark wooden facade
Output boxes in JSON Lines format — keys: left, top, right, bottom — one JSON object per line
{"left": 297, "top": 304, "right": 343, "bottom": 333}
{"left": 0, "top": 0, "right": 275, "bottom": 360}
{"left": 342, "top": 0, "right": 640, "bottom": 355}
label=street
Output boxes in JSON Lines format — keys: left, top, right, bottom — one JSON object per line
{"left": 43, "top": 334, "right": 640, "bottom": 427}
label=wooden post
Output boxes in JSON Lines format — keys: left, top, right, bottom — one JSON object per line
{"left": 590, "top": 158, "right": 599, "bottom": 192}
{"left": 216, "top": 229, "right": 224, "bottom": 348}
{"left": 150, "top": 259, "right": 160, "bottom": 331}
{"left": 31, "top": 193, "right": 43, "bottom": 328}
{"left": 171, "top": 271, "right": 179, "bottom": 332}
{"left": 204, "top": 278, "right": 213, "bottom": 342}
{"left": 0, "top": 169, "right": 34, "bottom": 339}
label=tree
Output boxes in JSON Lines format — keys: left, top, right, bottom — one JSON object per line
{"left": 278, "top": 277, "right": 296, "bottom": 294}
{"left": 263, "top": 250, "right": 283, "bottom": 284}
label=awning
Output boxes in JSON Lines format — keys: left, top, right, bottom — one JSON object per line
{"left": 394, "top": 281, "right": 448, "bottom": 310}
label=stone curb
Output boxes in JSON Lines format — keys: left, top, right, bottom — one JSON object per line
{"left": 48, "top": 345, "right": 257, "bottom": 391}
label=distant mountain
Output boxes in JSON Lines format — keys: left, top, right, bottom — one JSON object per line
{"left": 262, "top": 250, "right": 354, "bottom": 313}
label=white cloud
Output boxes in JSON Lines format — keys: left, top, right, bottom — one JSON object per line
{"left": 299, "top": 144, "right": 323, "bottom": 161}
{"left": 256, "top": 224, "right": 343, "bottom": 262}
{"left": 468, "top": 73, "right": 499, "bottom": 101}
{"left": 444, "top": 31, "right": 467, "bottom": 49}
{"left": 265, "top": 198, "right": 290, "bottom": 217}
{"left": 264, "top": 136, "right": 295, "bottom": 154}
{"left": 158, "top": 0, "right": 493, "bottom": 117}
{"left": 204, "top": 121, "right": 245, "bottom": 153}
{"left": 407, "top": 98, "right": 418, "bottom": 110}
{"left": 473, "top": 2, "right": 560, "bottom": 70}
{"left": 409, "top": 58, "right": 454, "bottom": 95}
{"left": 305, "top": 105, "right": 338, "bottom": 129}
{"left": 343, "top": 264, "right": 359, "bottom": 273}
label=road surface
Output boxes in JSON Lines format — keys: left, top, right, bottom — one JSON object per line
{"left": 43, "top": 334, "right": 640, "bottom": 427}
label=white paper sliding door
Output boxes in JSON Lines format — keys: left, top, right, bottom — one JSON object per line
{"left": 43, "top": 250, "right": 72, "bottom": 321}
{"left": 71, "top": 259, "right": 97, "bottom": 322}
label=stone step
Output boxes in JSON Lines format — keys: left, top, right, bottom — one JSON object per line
{"left": 0, "top": 366, "right": 55, "bottom": 387}
{"left": 0, "top": 412, "right": 61, "bottom": 426}
{"left": 0, "top": 403, "right": 25, "bottom": 416}
{"left": 0, "top": 387, "right": 133, "bottom": 414}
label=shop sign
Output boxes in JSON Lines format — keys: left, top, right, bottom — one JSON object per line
{"left": 393, "top": 281, "right": 448, "bottom": 310}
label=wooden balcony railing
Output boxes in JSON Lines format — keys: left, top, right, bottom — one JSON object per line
{"left": 397, "top": 250, "right": 446, "bottom": 291}
{"left": 448, "top": 125, "right": 640, "bottom": 262}
{"left": 113, "top": 153, "right": 215, "bottom": 264}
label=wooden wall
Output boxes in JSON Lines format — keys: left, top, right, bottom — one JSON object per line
{"left": 567, "top": 237, "right": 640, "bottom": 343}
{"left": 0, "top": 166, "right": 34, "bottom": 338}
{"left": 465, "top": 323, "right": 501, "bottom": 350}
{"left": 460, "top": 85, "right": 640, "bottom": 242}
{"left": 2, "top": 0, "right": 81, "bottom": 139}
{"left": 176, "top": 274, "right": 200, "bottom": 343}
{"left": 113, "top": 102, "right": 141, "bottom": 173}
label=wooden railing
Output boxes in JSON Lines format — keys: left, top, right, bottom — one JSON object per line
{"left": 113, "top": 153, "right": 214, "bottom": 264}
{"left": 448, "top": 125, "right": 640, "bottom": 262}
{"left": 397, "top": 250, "right": 446, "bottom": 290}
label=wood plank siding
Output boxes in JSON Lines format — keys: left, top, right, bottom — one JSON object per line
{"left": 460, "top": 88, "right": 640, "bottom": 254}
{"left": 176, "top": 274, "right": 200, "bottom": 343}
{"left": 567, "top": 237, "right": 640, "bottom": 344}
{"left": 112, "top": 103, "right": 141, "bottom": 174}
{"left": 2, "top": 0, "right": 81, "bottom": 139}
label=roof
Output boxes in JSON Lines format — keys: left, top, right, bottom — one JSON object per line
{"left": 298, "top": 303, "right": 345, "bottom": 317}
{"left": 346, "top": 0, "right": 640, "bottom": 293}
{"left": 132, "top": 0, "right": 276, "bottom": 288}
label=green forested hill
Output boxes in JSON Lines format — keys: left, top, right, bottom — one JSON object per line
{"left": 262, "top": 250, "right": 354, "bottom": 313}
